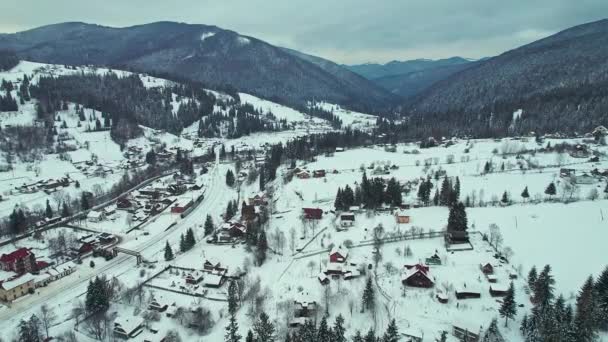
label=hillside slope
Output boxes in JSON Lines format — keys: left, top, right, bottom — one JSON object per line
{"left": 406, "top": 19, "right": 608, "bottom": 136}
{"left": 0, "top": 22, "right": 396, "bottom": 112}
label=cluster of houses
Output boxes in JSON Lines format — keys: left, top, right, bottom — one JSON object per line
{"left": 15, "top": 176, "right": 72, "bottom": 195}
{"left": 108, "top": 173, "right": 205, "bottom": 226}
{"left": 0, "top": 247, "right": 77, "bottom": 302}
{"left": 559, "top": 167, "right": 606, "bottom": 185}
{"left": 397, "top": 258, "right": 514, "bottom": 305}
{"left": 208, "top": 192, "right": 267, "bottom": 244}
{"left": 69, "top": 232, "right": 117, "bottom": 259}
{"left": 295, "top": 168, "right": 330, "bottom": 179}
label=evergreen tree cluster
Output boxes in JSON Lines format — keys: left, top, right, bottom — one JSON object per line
{"left": 29, "top": 72, "right": 216, "bottom": 143}
{"left": 0, "top": 79, "right": 18, "bottom": 111}
{"left": 17, "top": 315, "right": 42, "bottom": 342}
{"left": 437, "top": 175, "right": 460, "bottom": 206}
{"left": 85, "top": 276, "right": 111, "bottom": 314}
{"left": 198, "top": 101, "right": 287, "bottom": 139}
{"left": 226, "top": 169, "right": 236, "bottom": 187}
{"left": 334, "top": 174, "right": 402, "bottom": 211}
{"left": 225, "top": 199, "right": 239, "bottom": 221}
{"left": 283, "top": 315, "right": 398, "bottom": 342}
{"left": 179, "top": 228, "right": 196, "bottom": 252}
{"left": 521, "top": 264, "right": 608, "bottom": 342}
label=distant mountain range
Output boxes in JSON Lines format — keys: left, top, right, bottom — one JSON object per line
{"left": 0, "top": 21, "right": 397, "bottom": 113}
{"left": 345, "top": 57, "right": 484, "bottom": 99}
{"left": 346, "top": 57, "right": 474, "bottom": 79}
{"left": 404, "top": 18, "right": 608, "bottom": 136}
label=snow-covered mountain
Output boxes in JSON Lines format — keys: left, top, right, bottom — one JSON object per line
{"left": 0, "top": 22, "right": 398, "bottom": 112}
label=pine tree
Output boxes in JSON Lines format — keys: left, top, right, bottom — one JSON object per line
{"left": 364, "top": 328, "right": 376, "bottom": 342}
{"left": 228, "top": 280, "right": 239, "bottom": 316}
{"left": 253, "top": 312, "right": 275, "bottom": 342}
{"left": 482, "top": 318, "right": 505, "bottom": 342}
{"left": 362, "top": 276, "right": 375, "bottom": 313}
{"left": 352, "top": 331, "right": 364, "bottom": 342}
{"left": 484, "top": 161, "right": 492, "bottom": 173}
{"left": 545, "top": 182, "right": 556, "bottom": 199}
{"left": 179, "top": 234, "right": 187, "bottom": 253}
{"left": 533, "top": 264, "right": 555, "bottom": 308}
{"left": 81, "top": 192, "right": 90, "bottom": 211}
{"left": 45, "top": 199, "right": 53, "bottom": 218}
{"left": 574, "top": 276, "right": 598, "bottom": 342}
{"left": 256, "top": 230, "right": 268, "bottom": 266}
{"left": 185, "top": 228, "right": 196, "bottom": 249}
{"left": 18, "top": 319, "right": 35, "bottom": 342}
{"left": 245, "top": 330, "right": 254, "bottom": 342}
{"left": 61, "top": 202, "right": 70, "bottom": 217}
{"left": 501, "top": 191, "right": 509, "bottom": 205}
{"left": 439, "top": 176, "right": 451, "bottom": 206}
{"left": 164, "top": 241, "right": 174, "bottom": 261}
{"left": 499, "top": 282, "right": 517, "bottom": 327}
{"left": 447, "top": 202, "right": 467, "bottom": 232}
{"left": 317, "top": 316, "right": 331, "bottom": 342}
{"left": 595, "top": 266, "right": 608, "bottom": 329}
{"left": 332, "top": 314, "right": 346, "bottom": 342}
{"left": 453, "top": 176, "right": 461, "bottom": 203}
{"left": 604, "top": 181, "right": 608, "bottom": 198}
{"left": 521, "top": 186, "right": 530, "bottom": 202}
{"left": 204, "top": 215, "right": 214, "bottom": 236}
{"left": 334, "top": 188, "right": 344, "bottom": 211}
{"left": 225, "top": 314, "right": 241, "bottom": 342}
{"left": 433, "top": 188, "right": 439, "bottom": 206}
{"left": 226, "top": 170, "right": 236, "bottom": 187}
{"left": 259, "top": 166, "right": 266, "bottom": 191}
{"left": 385, "top": 178, "right": 402, "bottom": 207}
{"left": 527, "top": 266, "right": 538, "bottom": 290}
{"left": 382, "top": 319, "right": 399, "bottom": 342}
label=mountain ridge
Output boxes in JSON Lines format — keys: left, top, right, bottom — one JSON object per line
{"left": 0, "top": 21, "right": 397, "bottom": 113}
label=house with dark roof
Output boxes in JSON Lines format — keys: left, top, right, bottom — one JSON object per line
{"left": 401, "top": 264, "right": 434, "bottom": 288}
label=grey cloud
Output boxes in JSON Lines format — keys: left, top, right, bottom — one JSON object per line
{"left": 0, "top": 0, "right": 606, "bottom": 64}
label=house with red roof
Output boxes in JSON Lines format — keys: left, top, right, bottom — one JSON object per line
{"left": 0, "top": 248, "right": 37, "bottom": 274}
{"left": 401, "top": 264, "right": 434, "bottom": 288}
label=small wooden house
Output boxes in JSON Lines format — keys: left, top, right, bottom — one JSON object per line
{"left": 489, "top": 285, "right": 509, "bottom": 297}
{"left": 480, "top": 262, "right": 494, "bottom": 275}
{"left": 455, "top": 285, "right": 481, "bottom": 300}
{"left": 329, "top": 245, "right": 349, "bottom": 263}
{"left": 339, "top": 212, "right": 355, "bottom": 227}
{"left": 395, "top": 211, "right": 411, "bottom": 224}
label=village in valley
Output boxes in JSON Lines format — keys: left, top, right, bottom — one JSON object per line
{"left": 1, "top": 61, "right": 608, "bottom": 342}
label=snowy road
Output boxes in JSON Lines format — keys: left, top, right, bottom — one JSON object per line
{"left": 0, "top": 157, "right": 229, "bottom": 327}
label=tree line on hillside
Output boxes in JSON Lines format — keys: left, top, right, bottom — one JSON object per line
{"left": 0, "top": 50, "right": 18, "bottom": 71}
{"left": 29, "top": 72, "right": 216, "bottom": 143}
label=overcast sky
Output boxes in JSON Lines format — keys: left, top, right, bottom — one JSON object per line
{"left": 1, "top": 0, "right": 606, "bottom": 64}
